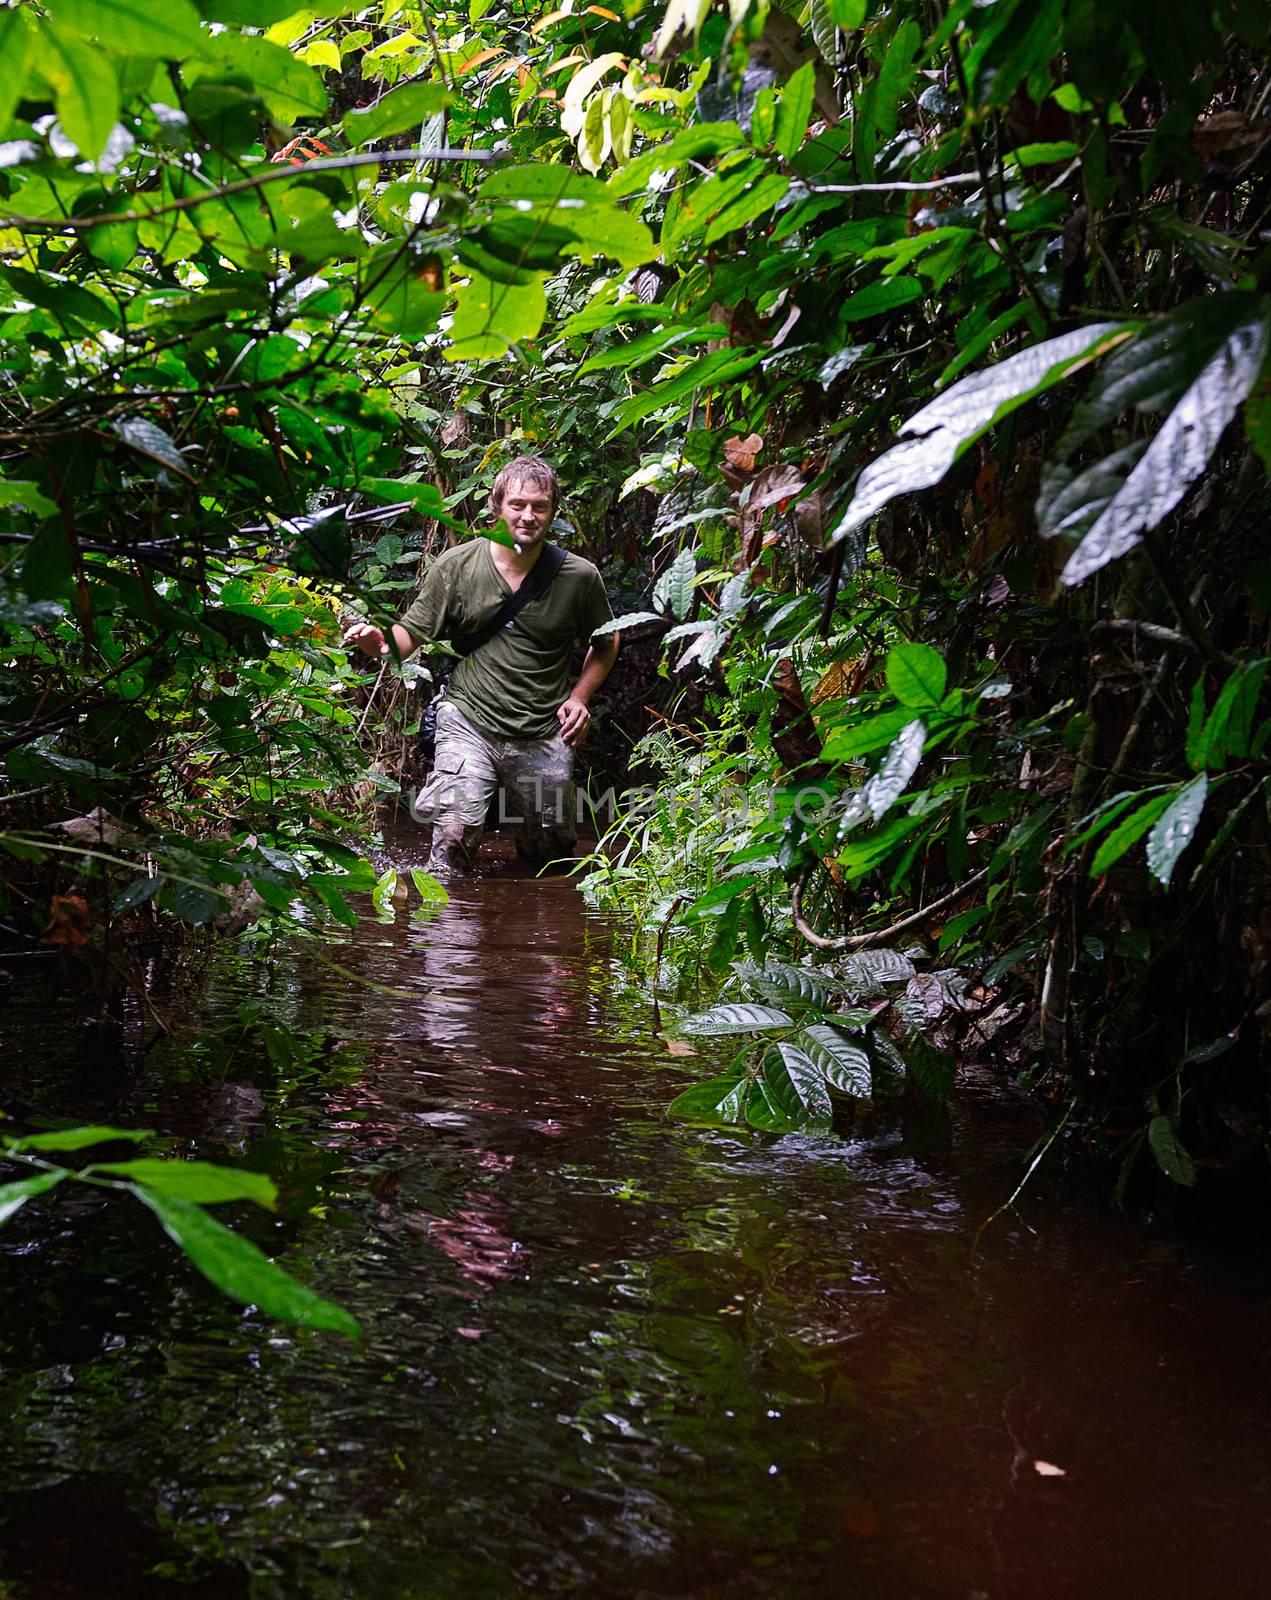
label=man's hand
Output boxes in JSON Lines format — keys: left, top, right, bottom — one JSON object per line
{"left": 343, "top": 622, "right": 389, "bottom": 659}
{"left": 557, "top": 695, "right": 591, "bottom": 747}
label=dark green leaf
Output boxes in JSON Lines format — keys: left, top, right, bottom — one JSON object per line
{"left": 800, "top": 1024, "right": 872, "bottom": 1096}
{"left": 112, "top": 418, "right": 195, "bottom": 479}
{"left": 1090, "top": 792, "right": 1174, "bottom": 875}
{"left": 762, "top": 1042, "right": 832, "bottom": 1126}
{"left": 902, "top": 1033, "right": 956, "bottom": 1101}
{"left": 1147, "top": 1115, "right": 1196, "bottom": 1187}
{"left": 667, "top": 1074, "right": 748, "bottom": 1124}
{"left": 678, "top": 1002, "right": 793, "bottom": 1035}
{"left": 133, "top": 1187, "right": 361, "bottom": 1338}
{"left": 1062, "top": 302, "right": 1270, "bottom": 585}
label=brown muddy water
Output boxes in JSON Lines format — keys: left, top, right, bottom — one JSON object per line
{"left": 1, "top": 827, "right": 1270, "bottom": 1599}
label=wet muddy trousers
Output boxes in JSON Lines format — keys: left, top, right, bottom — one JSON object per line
{"left": 412, "top": 700, "right": 577, "bottom": 873}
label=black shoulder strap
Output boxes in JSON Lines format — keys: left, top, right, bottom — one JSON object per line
{"left": 455, "top": 543, "right": 567, "bottom": 658}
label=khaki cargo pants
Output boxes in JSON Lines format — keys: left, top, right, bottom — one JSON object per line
{"left": 412, "top": 699, "right": 577, "bottom": 873}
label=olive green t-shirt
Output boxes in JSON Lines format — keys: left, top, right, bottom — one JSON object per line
{"left": 399, "top": 539, "right": 613, "bottom": 742}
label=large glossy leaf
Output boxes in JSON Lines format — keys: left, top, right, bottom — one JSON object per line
{"left": 44, "top": 24, "right": 121, "bottom": 162}
{"left": 1062, "top": 302, "right": 1270, "bottom": 585}
{"left": 1145, "top": 775, "right": 1207, "bottom": 887}
{"left": 667, "top": 1074, "right": 748, "bottom": 1124}
{"left": 800, "top": 1024, "right": 872, "bottom": 1096}
{"left": 112, "top": 418, "right": 195, "bottom": 479}
{"left": 831, "top": 322, "right": 1126, "bottom": 540}
{"left": 839, "top": 719, "right": 926, "bottom": 833}
{"left": 1090, "top": 792, "right": 1174, "bottom": 875}
{"left": 480, "top": 166, "right": 654, "bottom": 268}
{"left": 1035, "top": 440, "right": 1146, "bottom": 544}
{"left": 838, "top": 948, "right": 916, "bottom": 994}
{"left": 762, "top": 1042, "right": 833, "bottom": 1126}
{"left": 902, "top": 1033, "right": 956, "bottom": 1101}
{"left": 195, "top": 34, "right": 329, "bottom": 121}
{"left": 0, "top": 1171, "right": 66, "bottom": 1227}
{"left": 447, "top": 273, "right": 546, "bottom": 361}
{"left": 736, "top": 959, "right": 832, "bottom": 1010}
{"left": 47, "top": 0, "right": 204, "bottom": 58}
{"left": 1058, "top": 295, "right": 1266, "bottom": 455}
{"left": 1147, "top": 1115, "right": 1196, "bottom": 1187}
{"left": 342, "top": 81, "right": 452, "bottom": 145}
{"left": 93, "top": 1159, "right": 278, "bottom": 1207}
{"left": 134, "top": 1188, "right": 361, "bottom": 1338}
{"left": 654, "top": 547, "right": 697, "bottom": 621}
{"left": 744, "top": 1075, "right": 802, "bottom": 1133}
{"left": 678, "top": 1002, "right": 793, "bottom": 1035}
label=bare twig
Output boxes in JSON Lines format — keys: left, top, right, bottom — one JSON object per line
{"left": 791, "top": 862, "right": 991, "bottom": 952}
{"left": 0, "top": 147, "right": 497, "bottom": 235}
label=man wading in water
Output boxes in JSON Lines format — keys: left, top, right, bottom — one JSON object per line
{"left": 344, "top": 456, "right": 618, "bottom": 874}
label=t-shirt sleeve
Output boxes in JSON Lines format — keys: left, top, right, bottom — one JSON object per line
{"left": 577, "top": 566, "right": 614, "bottom": 643}
{"left": 399, "top": 559, "right": 451, "bottom": 644}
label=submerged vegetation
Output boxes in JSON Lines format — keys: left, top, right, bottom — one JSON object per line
{"left": 0, "top": 0, "right": 1269, "bottom": 1215}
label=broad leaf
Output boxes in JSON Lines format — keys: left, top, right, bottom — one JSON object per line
{"left": 667, "top": 1074, "right": 748, "bottom": 1124}
{"left": 762, "top": 1042, "right": 833, "bottom": 1126}
{"left": 654, "top": 547, "right": 697, "bottom": 621}
{"left": 1090, "top": 792, "right": 1174, "bottom": 875}
{"left": 1145, "top": 775, "right": 1207, "bottom": 887}
{"left": 48, "top": 0, "right": 204, "bottom": 58}
{"left": 883, "top": 643, "right": 947, "bottom": 707}
{"left": 134, "top": 1188, "right": 361, "bottom": 1338}
{"left": 1062, "top": 301, "right": 1270, "bottom": 584}
{"left": 832, "top": 322, "right": 1126, "bottom": 540}
{"left": 409, "top": 866, "right": 449, "bottom": 904}
{"left": 902, "top": 1033, "right": 956, "bottom": 1101}
{"left": 839, "top": 718, "right": 926, "bottom": 833}
{"left": 447, "top": 273, "right": 546, "bottom": 362}
{"left": 0, "top": 1171, "right": 66, "bottom": 1227}
{"left": 1147, "top": 1115, "right": 1196, "bottom": 1187}
{"left": 678, "top": 1002, "right": 793, "bottom": 1035}
{"left": 15, "top": 1125, "right": 151, "bottom": 1153}
{"left": 342, "top": 81, "right": 452, "bottom": 145}
{"left": 744, "top": 1075, "right": 802, "bottom": 1133}
{"left": 736, "top": 959, "right": 832, "bottom": 1009}
{"left": 92, "top": 1158, "right": 277, "bottom": 1208}
{"left": 800, "top": 1024, "right": 872, "bottom": 1096}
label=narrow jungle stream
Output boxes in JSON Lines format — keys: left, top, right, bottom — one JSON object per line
{"left": 2, "top": 828, "right": 1269, "bottom": 1600}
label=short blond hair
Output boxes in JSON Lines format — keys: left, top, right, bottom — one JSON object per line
{"left": 489, "top": 454, "right": 560, "bottom": 519}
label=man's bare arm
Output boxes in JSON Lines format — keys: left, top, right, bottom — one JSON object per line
{"left": 558, "top": 635, "right": 620, "bottom": 747}
{"left": 342, "top": 621, "right": 420, "bottom": 661}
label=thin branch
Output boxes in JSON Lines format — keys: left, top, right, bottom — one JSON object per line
{"left": 0, "top": 147, "right": 497, "bottom": 235}
{"left": 790, "top": 863, "right": 991, "bottom": 953}
{"left": 802, "top": 172, "right": 985, "bottom": 194}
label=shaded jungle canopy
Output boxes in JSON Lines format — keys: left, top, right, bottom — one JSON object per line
{"left": 1, "top": 0, "right": 1269, "bottom": 1192}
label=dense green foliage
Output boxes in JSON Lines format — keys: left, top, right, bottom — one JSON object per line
{"left": 1, "top": 0, "right": 1269, "bottom": 1194}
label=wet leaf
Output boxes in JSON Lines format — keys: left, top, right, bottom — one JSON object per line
{"left": 736, "top": 959, "right": 831, "bottom": 1009}
{"left": 800, "top": 1024, "right": 872, "bottom": 1096}
{"left": 1062, "top": 302, "right": 1270, "bottom": 585}
{"left": 1147, "top": 1115, "right": 1196, "bottom": 1187}
{"left": 1090, "top": 792, "right": 1174, "bottom": 876}
{"left": 832, "top": 323, "right": 1126, "bottom": 540}
{"left": 1145, "top": 775, "right": 1208, "bottom": 887}
{"left": 409, "top": 867, "right": 449, "bottom": 904}
{"left": 678, "top": 1002, "right": 793, "bottom": 1035}
{"left": 744, "top": 1076, "right": 801, "bottom": 1133}
{"left": 763, "top": 1041, "right": 833, "bottom": 1126}
{"left": 133, "top": 1188, "right": 361, "bottom": 1338}
{"left": 667, "top": 1074, "right": 747, "bottom": 1124}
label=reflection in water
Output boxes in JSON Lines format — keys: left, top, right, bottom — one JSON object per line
{"left": 1, "top": 830, "right": 1270, "bottom": 1600}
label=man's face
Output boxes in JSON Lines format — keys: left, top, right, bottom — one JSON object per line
{"left": 498, "top": 477, "right": 554, "bottom": 550}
